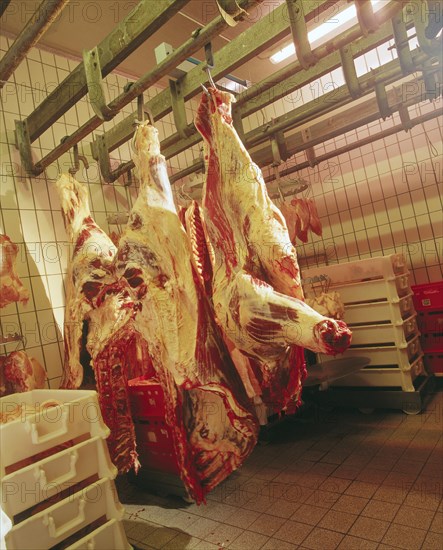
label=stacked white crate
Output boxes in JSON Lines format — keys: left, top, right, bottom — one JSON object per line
{"left": 0, "top": 389, "right": 132, "bottom": 550}
{"left": 303, "top": 254, "right": 426, "bottom": 392}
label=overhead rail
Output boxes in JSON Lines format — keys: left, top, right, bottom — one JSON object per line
{"left": 0, "top": 0, "right": 70, "bottom": 88}
{"left": 11, "top": 0, "right": 441, "bottom": 184}
{"left": 94, "top": 1, "right": 409, "bottom": 183}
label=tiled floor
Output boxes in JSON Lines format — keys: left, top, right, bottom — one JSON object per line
{"left": 117, "top": 388, "right": 443, "bottom": 549}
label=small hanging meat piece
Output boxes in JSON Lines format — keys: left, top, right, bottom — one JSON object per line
{"left": 0, "top": 235, "right": 29, "bottom": 309}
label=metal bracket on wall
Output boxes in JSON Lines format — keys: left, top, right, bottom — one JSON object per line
{"left": 340, "top": 45, "right": 361, "bottom": 99}
{"left": 15, "top": 119, "right": 40, "bottom": 176}
{"left": 410, "top": 0, "right": 443, "bottom": 57}
{"left": 286, "top": 0, "right": 317, "bottom": 70}
{"left": 232, "top": 107, "right": 245, "bottom": 142}
{"left": 391, "top": 14, "right": 415, "bottom": 75}
{"left": 421, "top": 61, "right": 440, "bottom": 101}
{"left": 169, "top": 79, "right": 194, "bottom": 139}
{"left": 374, "top": 80, "right": 391, "bottom": 120}
{"left": 270, "top": 132, "right": 288, "bottom": 166}
{"left": 394, "top": 87, "right": 413, "bottom": 131}
{"left": 355, "top": 0, "right": 379, "bottom": 35}
{"left": 83, "top": 47, "right": 116, "bottom": 122}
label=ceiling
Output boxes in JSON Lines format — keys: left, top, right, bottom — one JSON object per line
{"left": 0, "top": 0, "right": 344, "bottom": 87}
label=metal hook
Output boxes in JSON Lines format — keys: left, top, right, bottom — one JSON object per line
{"left": 205, "top": 66, "right": 216, "bottom": 89}
{"left": 61, "top": 137, "right": 89, "bottom": 176}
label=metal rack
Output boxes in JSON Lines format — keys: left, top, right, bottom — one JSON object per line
{"left": 5, "top": 0, "right": 442, "bottom": 186}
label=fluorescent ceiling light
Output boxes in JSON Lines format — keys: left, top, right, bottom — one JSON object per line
{"left": 270, "top": 0, "right": 381, "bottom": 64}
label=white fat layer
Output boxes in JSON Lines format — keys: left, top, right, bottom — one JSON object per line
{"left": 121, "top": 122, "right": 199, "bottom": 386}
{"left": 55, "top": 174, "right": 117, "bottom": 387}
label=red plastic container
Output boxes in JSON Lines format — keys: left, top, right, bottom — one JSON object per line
{"left": 412, "top": 282, "right": 443, "bottom": 311}
{"left": 128, "top": 376, "right": 180, "bottom": 475}
{"left": 424, "top": 353, "right": 443, "bottom": 375}
{"left": 420, "top": 333, "right": 443, "bottom": 353}
{"left": 417, "top": 311, "right": 443, "bottom": 334}
{"left": 128, "top": 376, "right": 166, "bottom": 419}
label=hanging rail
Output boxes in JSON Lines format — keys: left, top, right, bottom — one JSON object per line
{"left": 96, "top": 1, "right": 408, "bottom": 183}
{"left": 0, "top": 0, "right": 70, "bottom": 88}
{"left": 92, "top": 0, "right": 404, "bottom": 183}
{"left": 14, "top": 0, "right": 266, "bottom": 176}
{"left": 92, "top": 0, "right": 342, "bottom": 161}
{"left": 168, "top": 55, "right": 442, "bottom": 184}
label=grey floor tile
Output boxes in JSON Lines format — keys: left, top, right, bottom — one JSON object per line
{"left": 344, "top": 480, "right": 378, "bottom": 499}
{"left": 403, "top": 489, "right": 441, "bottom": 511}
{"left": 348, "top": 515, "right": 390, "bottom": 542}
{"left": 305, "top": 489, "right": 340, "bottom": 509}
{"left": 430, "top": 510, "right": 443, "bottom": 533}
{"left": 381, "top": 523, "right": 427, "bottom": 550}
{"left": 162, "top": 533, "right": 201, "bottom": 549}
{"left": 320, "top": 477, "right": 352, "bottom": 494}
{"left": 273, "top": 519, "right": 313, "bottom": 545}
{"left": 248, "top": 513, "right": 286, "bottom": 536}
{"left": 224, "top": 507, "right": 261, "bottom": 529}
{"left": 265, "top": 497, "right": 302, "bottom": 519}
{"left": 203, "top": 523, "right": 243, "bottom": 546}
{"left": 337, "top": 534, "right": 378, "bottom": 549}
{"left": 361, "top": 499, "right": 400, "bottom": 522}
{"left": 332, "top": 494, "right": 369, "bottom": 515}
{"left": 302, "top": 527, "right": 344, "bottom": 550}
{"left": 423, "top": 530, "right": 442, "bottom": 549}
{"left": 290, "top": 503, "right": 328, "bottom": 526}
{"left": 318, "top": 509, "right": 358, "bottom": 534}
{"left": 147, "top": 527, "right": 181, "bottom": 549}
{"left": 393, "top": 503, "right": 436, "bottom": 530}
{"left": 185, "top": 517, "right": 221, "bottom": 539}
{"left": 228, "top": 530, "right": 270, "bottom": 549}
{"left": 262, "top": 537, "right": 298, "bottom": 549}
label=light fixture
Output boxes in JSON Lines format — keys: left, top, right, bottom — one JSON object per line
{"left": 270, "top": 0, "right": 381, "bottom": 64}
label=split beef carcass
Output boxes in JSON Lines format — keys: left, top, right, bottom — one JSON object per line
{"left": 119, "top": 122, "right": 258, "bottom": 501}
{"left": 56, "top": 174, "right": 150, "bottom": 474}
{"left": 0, "top": 351, "right": 46, "bottom": 396}
{"left": 0, "top": 235, "right": 29, "bottom": 309}
{"left": 195, "top": 88, "right": 351, "bottom": 413}
{"left": 57, "top": 126, "right": 257, "bottom": 501}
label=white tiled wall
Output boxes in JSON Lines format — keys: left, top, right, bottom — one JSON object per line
{"left": 1, "top": 33, "right": 442, "bottom": 389}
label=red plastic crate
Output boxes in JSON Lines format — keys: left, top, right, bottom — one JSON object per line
{"left": 412, "top": 282, "right": 443, "bottom": 311}
{"left": 424, "top": 353, "right": 443, "bottom": 375}
{"left": 420, "top": 333, "right": 443, "bottom": 353}
{"left": 134, "top": 419, "right": 175, "bottom": 448}
{"left": 417, "top": 311, "right": 443, "bottom": 334}
{"left": 137, "top": 446, "right": 180, "bottom": 475}
{"left": 128, "top": 376, "right": 166, "bottom": 419}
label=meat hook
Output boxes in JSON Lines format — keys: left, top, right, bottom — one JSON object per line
{"left": 205, "top": 66, "right": 216, "bottom": 89}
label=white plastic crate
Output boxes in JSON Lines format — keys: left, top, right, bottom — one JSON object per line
{"left": 302, "top": 254, "right": 407, "bottom": 284}
{"left": 4, "top": 478, "right": 124, "bottom": 550}
{"left": 0, "top": 390, "right": 109, "bottom": 477}
{"left": 1, "top": 436, "right": 117, "bottom": 520}
{"left": 344, "top": 293, "right": 414, "bottom": 325}
{"left": 349, "top": 313, "right": 418, "bottom": 347}
{"left": 329, "top": 355, "right": 425, "bottom": 392}
{"left": 318, "top": 333, "right": 422, "bottom": 370}
{"left": 65, "top": 518, "right": 131, "bottom": 550}
{"left": 328, "top": 273, "right": 410, "bottom": 305}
